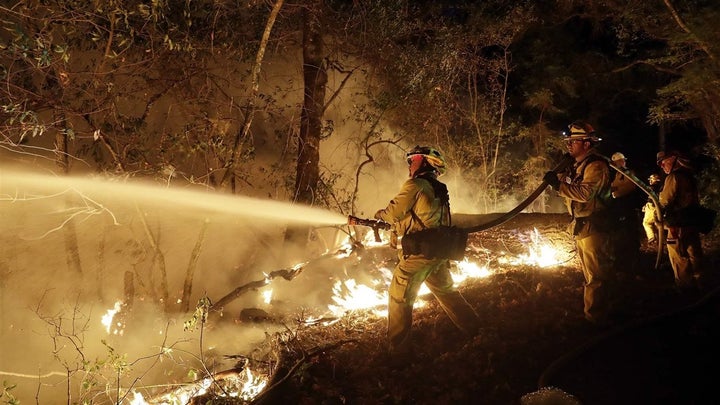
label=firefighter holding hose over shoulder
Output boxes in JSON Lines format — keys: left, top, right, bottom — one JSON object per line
{"left": 373, "top": 145, "right": 479, "bottom": 362}
{"left": 543, "top": 121, "right": 615, "bottom": 326}
{"left": 657, "top": 150, "right": 704, "bottom": 290}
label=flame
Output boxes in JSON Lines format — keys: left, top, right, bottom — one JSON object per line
{"left": 131, "top": 227, "right": 562, "bottom": 403}
{"left": 239, "top": 367, "right": 267, "bottom": 400}
{"left": 327, "top": 278, "right": 388, "bottom": 317}
{"left": 129, "top": 366, "right": 268, "bottom": 404}
{"left": 262, "top": 289, "right": 273, "bottom": 305}
{"left": 101, "top": 300, "right": 124, "bottom": 335}
{"left": 361, "top": 229, "right": 389, "bottom": 247}
{"left": 451, "top": 258, "right": 492, "bottom": 283}
{"left": 323, "top": 228, "right": 562, "bottom": 319}
{"left": 499, "top": 228, "right": 562, "bottom": 268}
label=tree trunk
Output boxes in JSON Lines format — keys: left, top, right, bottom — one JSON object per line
{"left": 220, "top": 0, "right": 284, "bottom": 190}
{"left": 180, "top": 221, "right": 208, "bottom": 312}
{"left": 54, "top": 113, "right": 83, "bottom": 276}
{"left": 286, "top": 1, "right": 327, "bottom": 247}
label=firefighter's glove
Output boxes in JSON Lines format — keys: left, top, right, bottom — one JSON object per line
{"left": 543, "top": 171, "right": 561, "bottom": 190}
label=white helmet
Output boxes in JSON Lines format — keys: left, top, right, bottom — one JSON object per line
{"left": 611, "top": 152, "right": 626, "bottom": 162}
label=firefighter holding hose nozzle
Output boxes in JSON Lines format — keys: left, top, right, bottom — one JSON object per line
{"left": 657, "top": 150, "right": 705, "bottom": 290}
{"left": 370, "top": 145, "right": 479, "bottom": 364}
{"left": 543, "top": 121, "right": 615, "bottom": 326}
{"left": 347, "top": 215, "right": 390, "bottom": 242}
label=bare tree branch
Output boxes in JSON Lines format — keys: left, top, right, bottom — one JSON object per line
{"left": 221, "top": 0, "right": 285, "bottom": 190}
{"left": 663, "top": 0, "right": 716, "bottom": 60}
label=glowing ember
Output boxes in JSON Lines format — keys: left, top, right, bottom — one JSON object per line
{"left": 101, "top": 300, "right": 124, "bottom": 335}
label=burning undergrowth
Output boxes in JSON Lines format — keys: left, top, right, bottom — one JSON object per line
{"left": 25, "top": 212, "right": 716, "bottom": 404}
{"left": 193, "top": 213, "right": 719, "bottom": 405}
{"left": 171, "top": 213, "right": 585, "bottom": 404}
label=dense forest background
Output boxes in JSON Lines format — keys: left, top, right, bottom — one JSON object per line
{"left": 3, "top": 0, "right": 719, "bottom": 217}
{"left": 2, "top": 1, "right": 720, "bottom": 403}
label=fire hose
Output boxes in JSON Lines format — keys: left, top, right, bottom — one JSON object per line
{"left": 461, "top": 153, "right": 576, "bottom": 234}
{"left": 348, "top": 151, "right": 663, "bottom": 270}
{"left": 593, "top": 151, "right": 665, "bottom": 270}
{"left": 347, "top": 216, "right": 390, "bottom": 242}
{"left": 348, "top": 153, "right": 574, "bottom": 234}
{"left": 346, "top": 154, "right": 575, "bottom": 253}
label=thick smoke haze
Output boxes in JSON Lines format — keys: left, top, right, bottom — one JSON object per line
{"left": 0, "top": 168, "right": 360, "bottom": 402}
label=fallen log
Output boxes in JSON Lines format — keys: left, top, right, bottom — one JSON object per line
{"left": 210, "top": 245, "right": 356, "bottom": 312}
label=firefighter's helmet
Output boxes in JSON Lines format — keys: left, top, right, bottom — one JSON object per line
{"left": 565, "top": 121, "right": 601, "bottom": 142}
{"left": 406, "top": 145, "right": 447, "bottom": 175}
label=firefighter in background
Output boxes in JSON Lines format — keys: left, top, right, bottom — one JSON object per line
{"left": 657, "top": 150, "right": 704, "bottom": 289}
{"left": 610, "top": 152, "right": 637, "bottom": 199}
{"left": 609, "top": 152, "right": 643, "bottom": 272}
{"left": 374, "top": 146, "right": 479, "bottom": 357}
{"left": 544, "top": 121, "right": 614, "bottom": 324}
{"left": 641, "top": 173, "right": 663, "bottom": 245}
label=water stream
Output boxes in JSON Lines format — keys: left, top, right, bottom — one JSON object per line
{"left": 0, "top": 168, "right": 350, "bottom": 403}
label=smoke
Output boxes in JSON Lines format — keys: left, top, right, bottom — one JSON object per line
{"left": 0, "top": 168, "right": 355, "bottom": 403}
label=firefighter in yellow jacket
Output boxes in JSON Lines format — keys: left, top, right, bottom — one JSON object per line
{"left": 544, "top": 122, "right": 614, "bottom": 324}
{"left": 642, "top": 173, "right": 662, "bottom": 244}
{"left": 374, "top": 146, "right": 479, "bottom": 356}
{"left": 657, "top": 150, "right": 704, "bottom": 288}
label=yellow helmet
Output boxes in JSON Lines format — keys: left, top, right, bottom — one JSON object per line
{"left": 406, "top": 145, "right": 447, "bottom": 175}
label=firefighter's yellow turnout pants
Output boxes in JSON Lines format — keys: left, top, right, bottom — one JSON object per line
{"left": 666, "top": 227, "right": 704, "bottom": 288}
{"left": 387, "top": 253, "right": 479, "bottom": 352}
{"left": 576, "top": 232, "right": 614, "bottom": 324}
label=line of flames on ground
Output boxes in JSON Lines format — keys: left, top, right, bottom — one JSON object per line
{"left": 105, "top": 227, "right": 567, "bottom": 404}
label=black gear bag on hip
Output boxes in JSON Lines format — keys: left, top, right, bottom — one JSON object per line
{"left": 400, "top": 177, "right": 468, "bottom": 260}
{"left": 401, "top": 226, "right": 468, "bottom": 260}
{"left": 664, "top": 204, "right": 717, "bottom": 234}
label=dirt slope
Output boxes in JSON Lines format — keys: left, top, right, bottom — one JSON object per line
{"left": 213, "top": 213, "right": 720, "bottom": 405}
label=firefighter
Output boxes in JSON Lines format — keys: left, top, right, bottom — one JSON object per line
{"left": 609, "top": 152, "right": 644, "bottom": 274}
{"left": 641, "top": 173, "right": 662, "bottom": 244}
{"left": 374, "top": 145, "right": 479, "bottom": 359}
{"left": 543, "top": 121, "right": 614, "bottom": 325}
{"left": 610, "top": 152, "right": 637, "bottom": 199}
{"left": 657, "top": 150, "right": 704, "bottom": 289}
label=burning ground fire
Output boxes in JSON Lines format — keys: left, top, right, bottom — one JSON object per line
{"left": 101, "top": 227, "right": 567, "bottom": 404}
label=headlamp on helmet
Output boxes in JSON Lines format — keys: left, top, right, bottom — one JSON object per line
{"left": 563, "top": 120, "right": 601, "bottom": 143}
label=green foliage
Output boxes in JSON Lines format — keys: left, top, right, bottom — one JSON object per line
{"left": 184, "top": 296, "right": 211, "bottom": 331}
{"left": 101, "top": 339, "right": 130, "bottom": 375}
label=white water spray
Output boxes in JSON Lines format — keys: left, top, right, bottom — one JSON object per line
{"left": 0, "top": 168, "right": 351, "bottom": 403}
{"left": 0, "top": 168, "right": 348, "bottom": 226}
